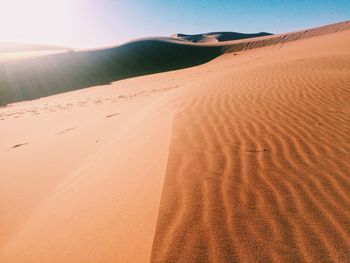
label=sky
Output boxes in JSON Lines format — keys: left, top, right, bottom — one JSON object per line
{"left": 0, "top": 0, "right": 349, "bottom": 48}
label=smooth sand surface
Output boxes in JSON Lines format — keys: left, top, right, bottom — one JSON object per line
{"left": 0, "top": 80, "right": 179, "bottom": 262}
{"left": 1, "top": 22, "right": 350, "bottom": 262}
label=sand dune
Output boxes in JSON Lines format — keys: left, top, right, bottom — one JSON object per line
{"left": 0, "top": 40, "right": 222, "bottom": 106}
{"left": 1, "top": 21, "right": 350, "bottom": 262}
{"left": 171, "top": 32, "right": 272, "bottom": 43}
{"left": 1, "top": 21, "right": 349, "bottom": 106}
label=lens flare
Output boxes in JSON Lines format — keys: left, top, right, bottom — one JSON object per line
{"left": 0, "top": 0, "right": 76, "bottom": 46}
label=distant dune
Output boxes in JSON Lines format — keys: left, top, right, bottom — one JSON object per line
{"left": 0, "top": 20, "right": 350, "bottom": 262}
{"left": 171, "top": 32, "right": 272, "bottom": 43}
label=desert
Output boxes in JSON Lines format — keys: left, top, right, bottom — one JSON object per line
{"left": 0, "top": 5, "right": 349, "bottom": 262}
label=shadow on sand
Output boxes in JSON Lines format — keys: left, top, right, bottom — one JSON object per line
{"left": 0, "top": 40, "right": 223, "bottom": 105}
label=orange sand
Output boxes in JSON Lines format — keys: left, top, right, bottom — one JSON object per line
{"left": 1, "top": 21, "right": 350, "bottom": 262}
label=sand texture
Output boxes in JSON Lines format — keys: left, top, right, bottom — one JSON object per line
{"left": 1, "top": 21, "right": 350, "bottom": 262}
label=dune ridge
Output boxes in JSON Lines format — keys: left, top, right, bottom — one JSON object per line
{"left": 221, "top": 20, "right": 350, "bottom": 52}
{"left": 171, "top": 32, "right": 272, "bottom": 43}
{"left": 0, "top": 20, "right": 349, "bottom": 106}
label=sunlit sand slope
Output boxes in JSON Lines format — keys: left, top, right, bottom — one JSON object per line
{"left": 151, "top": 28, "right": 350, "bottom": 262}
{"left": 0, "top": 78, "right": 179, "bottom": 262}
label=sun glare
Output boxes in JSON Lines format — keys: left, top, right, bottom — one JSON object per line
{"left": 0, "top": 0, "right": 77, "bottom": 46}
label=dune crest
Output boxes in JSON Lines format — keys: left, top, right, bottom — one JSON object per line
{"left": 171, "top": 32, "right": 272, "bottom": 43}
{"left": 0, "top": 20, "right": 349, "bottom": 106}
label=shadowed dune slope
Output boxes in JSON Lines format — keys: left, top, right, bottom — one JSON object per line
{"left": 0, "top": 20, "right": 349, "bottom": 106}
{"left": 0, "top": 41, "right": 222, "bottom": 105}
{"left": 151, "top": 27, "right": 350, "bottom": 262}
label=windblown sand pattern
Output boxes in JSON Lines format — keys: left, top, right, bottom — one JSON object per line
{"left": 151, "top": 30, "right": 350, "bottom": 262}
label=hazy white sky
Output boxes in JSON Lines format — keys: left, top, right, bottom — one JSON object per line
{"left": 0, "top": 0, "right": 349, "bottom": 48}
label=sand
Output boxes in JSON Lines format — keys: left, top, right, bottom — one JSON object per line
{"left": 1, "top": 21, "right": 350, "bottom": 262}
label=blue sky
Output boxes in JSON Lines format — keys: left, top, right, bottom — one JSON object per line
{"left": 0, "top": 0, "right": 349, "bottom": 48}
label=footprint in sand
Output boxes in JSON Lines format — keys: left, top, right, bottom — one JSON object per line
{"left": 57, "top": 128, "right": 75, "bottom": 135}
{"left": 106, "top": 113, "right": 120, "bottom": 118}
{"left": 11, "top": 143, "right": 28, "bottom": 149}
